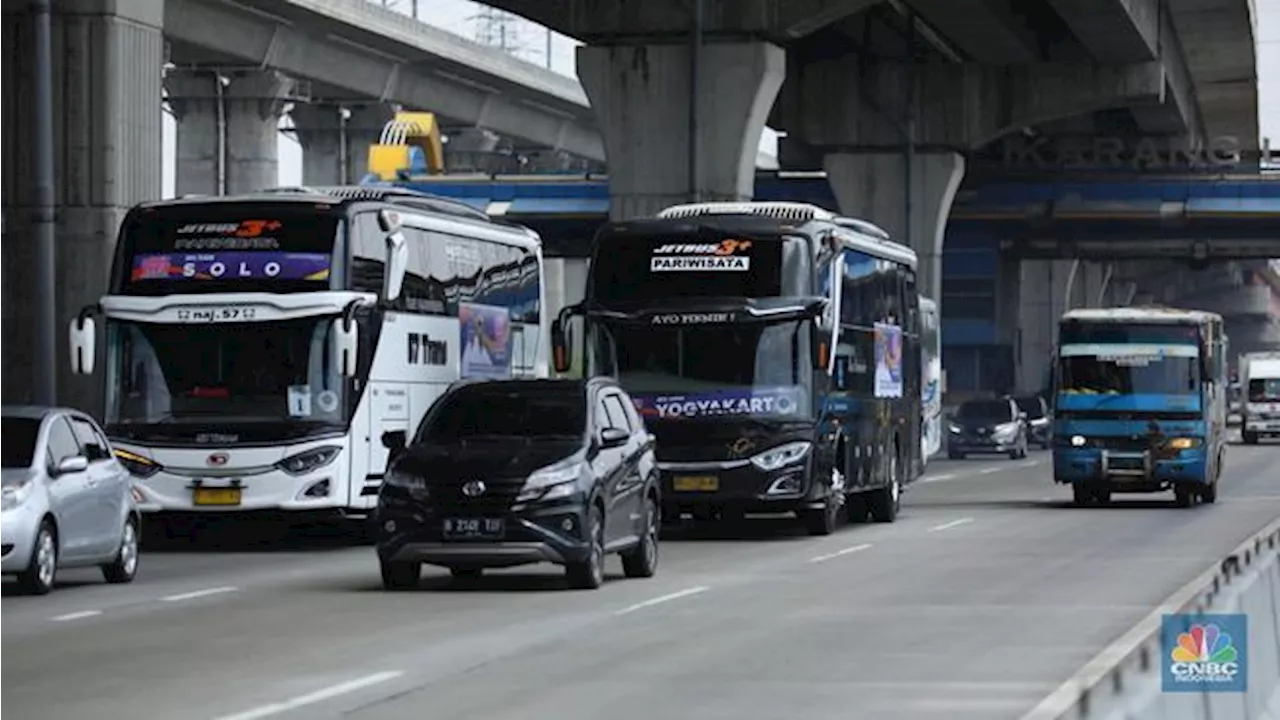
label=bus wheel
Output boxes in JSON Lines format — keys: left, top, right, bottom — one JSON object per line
{"left": 1173, "top": 484, "right": 1196, "bottom": 508}
{"left": 1243, "top": 430, "right": 1258, "bottom": 445}
{"left": 867, "top": 450, "right": 901, "bottom": 523}
{"left": 1200, "top": 482, "right": 1217, "bottom": 504}
{"left": 1071, "top": 483, "right": 1092, "bottom": 507}
{"left": 844, "top": 493, "right": 868, "bottom": 524}
{"left": 801, "top": 495, "right": 840, "bottom": 536}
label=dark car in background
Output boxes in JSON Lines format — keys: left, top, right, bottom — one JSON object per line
{"left": 1011, "top": 394, "right": 1052, "bottom": 449}
{"left": 946, "top": 397, "right": 1029, "bottom": 460}
{"left": 375, "top": 378, "right": 661, "bottom": 591}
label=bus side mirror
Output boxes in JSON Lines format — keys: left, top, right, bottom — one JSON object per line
{"left": 69, "top": 316, "right": 96, "bottom": 375}
{"left": 551, "top": 319, "right": 571, "bottom": 374}
{"left": 332, "top": 318, "right": 359, "bottom": 377}
{"left": 382, "top": 231, "right": 408, "bottom": 303}
{"left": 811, "top": 324, "right": 830, "bottom": 372}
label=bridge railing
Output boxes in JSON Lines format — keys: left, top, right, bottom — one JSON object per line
{"left": 1023, "top": 517, "right": 1280, "bottom": 720}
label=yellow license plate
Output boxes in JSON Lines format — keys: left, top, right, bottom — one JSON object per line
{"left": 193, "top": 487, "right": 242, "bottom": 506}
{"left": 673, "top": 475, "right": 719, "bottom": 492}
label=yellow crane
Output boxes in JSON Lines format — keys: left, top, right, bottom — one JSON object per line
{"left": 365, "top": 110, "right": 445, "bottom": 180}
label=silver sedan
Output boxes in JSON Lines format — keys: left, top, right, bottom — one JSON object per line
{"left": 2, "top": 406, "right": 141, "bottom": 595}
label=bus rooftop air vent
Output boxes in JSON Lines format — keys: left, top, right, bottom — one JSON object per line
{"left": 260, "top": 185, "right": 489, "bottom": 221}
{"left": 656, "top": 201, "right": 837, "bottom": 224}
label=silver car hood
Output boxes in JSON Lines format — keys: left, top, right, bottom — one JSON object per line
{"left": 2, "top": 467, "right": 39, "bottom": 487}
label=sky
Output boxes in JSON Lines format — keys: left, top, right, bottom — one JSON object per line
{"left": 160, "top": 0, "right": 1279, "bottom": 196}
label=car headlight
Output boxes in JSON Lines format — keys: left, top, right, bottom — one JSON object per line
{"left": 275, "top": 445, "right": 342, "bottom": 476}
{"left": 1, "top": 482, "right": 33, "bottom": 512}
{"left": 948, "top": 424, "right": 962, "bottom": 434}
{"left": 114, "top": 448, "right": 161, "bottom": 478}
{"left": 518, "top": 462, "right": 584, "bottom": 502}
{"left": 750, "top": 441, "right": 811, "bottom": 472}
{"left": 1165, "top": 437, "right": 1201, "bottom": 450}
{"left": 383, "top": 467, "right": 429, "bottom": 500}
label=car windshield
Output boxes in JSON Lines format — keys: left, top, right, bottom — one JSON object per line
{"left": 957, "top": 400, "right": 1013, "bottom": 421}
{"left": 1249, "top": 378, "right": 1280, "bottom": 401}
{"left": 2, "top": 417, "right": 41, "bottom": 468}
{"left": 590, "top": 319, "right": 813, "bottom": 422}
{"left": 104, "top": 317, "right": 347, "bottom": 443}
{"left": 1014, "top": 397, "right": 1044, "bottom": 418}
{"left": 421, "top": 385, "right": 587, "bottom": 442}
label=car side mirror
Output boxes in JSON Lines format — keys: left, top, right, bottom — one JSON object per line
{"left": 382, "top": 430, "right": 407, "bottom": 453}
{"left": 551, "top": 319, "right": 571, "bottom": 374}
{"left": 598, "top": 427, "right": 629, "bottom": 449}
{"left": 55, "top": 455, "right": 89, "bottom": 475}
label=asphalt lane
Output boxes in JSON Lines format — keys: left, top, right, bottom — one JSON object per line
{"left": 3, "top": 444, "right": 1279, "bottom": 720}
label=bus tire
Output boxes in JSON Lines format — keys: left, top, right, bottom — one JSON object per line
{"left": 1071, "top": 483, "right": 1091, "bottom": 507}
{"left": 1243, "top": 430, "right": 1258, "bottom": 444}
{"left": 1200, "top": 482, "right": 1217, "bottom": 504}
{"left": 867, "top": 444, "right": 901, "bottom": 523}
{"left": 1173, "top": 484, "right": 1195, "bottom": 508}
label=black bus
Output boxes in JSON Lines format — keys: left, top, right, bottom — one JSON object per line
{"left": 551, "top": 202, "right": 922, "bottom": 535}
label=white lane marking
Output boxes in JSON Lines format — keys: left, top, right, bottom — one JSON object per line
{"left": 213, "top": 670, "right": 404, "bottom": 720}
{"left": 1017, "top": 460, "right": 1040, "bottom": 468}
{"left": 979, "top": 467, "right": 1003, "bottom": 475}
{"left": 928, "top": 518, "right": 975, "bottom": 532}
{"left": 160, "top": 586, "right": 238, "bottom": 602}
{"left": 808, "top": 543, "right": 873, "bottom": 564}
{"left": 49, "top": 610, "right": 102, "bottom": 622}
{"left": 919, "top": 473, "right": 956, "bottom": 484}
{"left": 1020, "top": 515, "right": 1280, "bottom": 720}
{"left": 614, "top": 586, "right": 710, "bottom": 616}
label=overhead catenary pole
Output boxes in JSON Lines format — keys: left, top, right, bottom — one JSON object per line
{"left": 33, "top": 0, "right": 57, "bottom": 405}
{"left": 688, "top": 0, "right": 704, "bottom": 202}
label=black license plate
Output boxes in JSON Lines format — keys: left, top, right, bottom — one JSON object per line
{"left": 442, "top": 517, "right": 506, "bottom": 540}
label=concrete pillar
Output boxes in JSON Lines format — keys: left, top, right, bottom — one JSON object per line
{"left": 1014, "top": 260, "right": 1073, "bottom": 393}
{"left": 291, "top": 103, "right": 397, "bottom": 186}
{"left": 576, "top": 41, "right": 785, "bottom": 220}
{"left": 167, "top": 69, "right": 295, "bottom": 196}
{"left": 823, "top": 152, "right": 965, "bottom": 304}
{"left": 1, "top": 0, "right": 164, "bottom": 411}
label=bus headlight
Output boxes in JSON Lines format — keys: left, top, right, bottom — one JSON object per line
{"left": 1165, "top": 437, "right": 1201, "bottom": 450}
{"left": 275, "top": 446, "right": 341, "bottom": 476}
{"left": 750, "top": 441, "right": 811, "bottom": 472}
{"left": 1070, "top": 435, "right": 1087, "bottom": 447}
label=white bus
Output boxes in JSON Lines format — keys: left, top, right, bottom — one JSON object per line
{"left": 919, "top": 296, "right": 942, "bottom": 466}
{"left": 68, "top": 186, "right": 548, "bottom": 523}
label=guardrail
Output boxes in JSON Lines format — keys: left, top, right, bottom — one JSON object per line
{"left": 1023, "top": 517, "right": 1280, "bottom": 720}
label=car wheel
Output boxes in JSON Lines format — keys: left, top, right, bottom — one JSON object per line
{"left": 380, "top": 558, "right": 421, "bottom": 591}
{"left": 566, "top": 504, "right": 605, "bottom": 590}
{"left": 621, "top": 494, "right": 659, "bottom": 578}
{"left": 101, "top": 516, "right": 140, "bottom": 584}
{"left": 18, "top": 521, "right": 58, "bottom": 596}
{"left": 948, "top": 450, "right": 965, "bottom": 460}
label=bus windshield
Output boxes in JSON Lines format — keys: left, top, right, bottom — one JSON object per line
{"left": 591, "top": 320, "right": 814, "bottom": 422}
{"left": 104, "top": 318, "right": 347, "bottom": 444}
{"left": 114, "top": 204, "right": 342, "bottom": 296}
{"left": 1058, "top": 350, "right": 1201, "bottom": 396}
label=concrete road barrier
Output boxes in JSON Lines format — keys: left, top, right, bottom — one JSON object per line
{"left": 1023, "top": 517, "right": 1280, "bottom": 720}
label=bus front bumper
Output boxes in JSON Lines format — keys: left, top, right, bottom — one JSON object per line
{"left": 1052, "top": 448, "right": 1209, "bottom": 487}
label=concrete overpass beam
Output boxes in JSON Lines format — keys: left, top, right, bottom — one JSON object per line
{"left": 576, "top": 41, "right": 785, "bottom": 220}
{"left": 1042, "top": 0, "right": 1159, "bottom": 61}
{"left": 291, "top": 102, "right": 397, "bottom": 186}
{"left": 1126, "top": 6, "right": 1202, "bottom": 140}
{"left": 1, "top": 0, "right": 164, "bottom": 410}
{"left": 777, "top": 58, "right": 1165, "bottom": 149}
{"left": 822, "top": 152, "right": 964, "bottom": 304}
{"left": 165, "top": 70, "right": 220, "bottom": 197}
{"left": 224, "top": 70, "right": 295, "bottom": 194}
{"left": 906, "top": 0, "right": 1043, "bottom": 63}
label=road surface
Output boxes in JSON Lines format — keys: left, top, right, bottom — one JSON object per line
{"left": 4, "top": 443, "right": 1279, "bottom": 720}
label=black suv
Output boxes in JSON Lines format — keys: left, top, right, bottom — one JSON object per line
{"left": 375, "top": 377, "right": 661, "bottom": 591}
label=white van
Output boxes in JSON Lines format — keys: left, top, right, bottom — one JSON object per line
{"left": 1240, "top": 351, "right": 1280, "bottom": 444}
